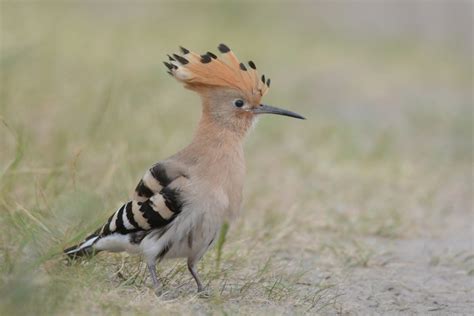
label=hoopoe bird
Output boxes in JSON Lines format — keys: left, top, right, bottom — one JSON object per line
{"left": 64, "top": 43, "right": 304, "bottom": 294}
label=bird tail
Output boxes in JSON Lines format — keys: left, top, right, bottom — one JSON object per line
{"left": 64, "top": 231, "right": 101, "bottom": 259}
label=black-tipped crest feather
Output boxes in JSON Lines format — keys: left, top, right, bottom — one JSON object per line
{"left": 164, "top": 62, "right": 174, "bottom": 70}
{"left": 207, "top": 51, "right": 217, "bottom": 59}
{"left": 200, "top": 54, "right": 212, "bottom": 63}
{"left": 165, "top": 43, "right": 270, "bottom": 99}
{"left": 218, "top": 43, "right": 230, "bottom": 53}
{"left": 173, "top": 54, "right": 189, "bottom": 65}
{"left": 180, "top": 46, "right": 190, "bottom": 54}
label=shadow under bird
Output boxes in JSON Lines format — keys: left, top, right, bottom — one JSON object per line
{"left": 64, "top": 43, "right": 305, "bottom": 295}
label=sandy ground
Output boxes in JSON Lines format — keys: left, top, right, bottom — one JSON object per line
{"left": 321, "top": 225, "right": 473, "bottom": 314}
{"left": 208, "top": 215, "right": 474, "bottom": 315}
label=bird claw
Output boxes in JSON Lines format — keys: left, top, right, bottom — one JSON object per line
{"left": 154, "top": 287, "right": 163, "bottom": 297}
{"left": 197, "top": 288, "right": 211, "bottom": 299}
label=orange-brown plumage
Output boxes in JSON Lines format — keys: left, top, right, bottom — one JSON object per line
{"left": 166, "top": 43, "right": 269, "bottom": 105}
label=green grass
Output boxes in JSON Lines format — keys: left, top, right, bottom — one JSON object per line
{"left": 1, "top": 2, "right": 472, "bottom": 315}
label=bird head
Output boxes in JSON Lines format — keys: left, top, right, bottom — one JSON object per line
{"left": 164, "top": 44, "right": 305, "bottom": 133}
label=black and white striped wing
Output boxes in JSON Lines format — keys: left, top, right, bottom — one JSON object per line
{"left": 133, "top": 162, "right": 186, "bottom": 202}
{"left": 64, "top": 163, "right": 188, "bottom": 258}
{"left": 99, "top": 162, "right": 188, "bottom": 237}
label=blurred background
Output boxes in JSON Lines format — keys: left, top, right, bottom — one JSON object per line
{"left": 1, "top": 1, "right": 472, "bottom": 315}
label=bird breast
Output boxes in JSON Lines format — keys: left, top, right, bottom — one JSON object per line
{"left": 185, "top": 145, "right": 245, "bottom": 221}
{"left": 189, "top": 161, "right": 245, "bottom": 221}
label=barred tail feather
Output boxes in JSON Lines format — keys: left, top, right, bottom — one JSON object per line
{"left": 64, "top": 234, "right": 100, "bottom": 259}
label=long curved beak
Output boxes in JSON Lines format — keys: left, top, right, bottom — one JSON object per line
{"left": 252, "top": 104, "right": 306, "bottom": 120}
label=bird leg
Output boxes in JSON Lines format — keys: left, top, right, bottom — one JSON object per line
{"left": 187, "top": 258, "right": 203, "bottom": 293}
{"left": 147, "top": 262, "right": 162, "bottom": 296}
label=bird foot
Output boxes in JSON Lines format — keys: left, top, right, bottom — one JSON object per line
{"left": 153, "top": 287, "right": 163, "bottom": 297}
{"left": 197, "top": 288, "right": 211, "bottom": 299}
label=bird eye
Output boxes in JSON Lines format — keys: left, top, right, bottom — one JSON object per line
{"left": 233, "top": 99, "right": 244, "bottom": 108}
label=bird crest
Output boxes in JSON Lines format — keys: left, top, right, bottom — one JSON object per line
{"left": 164, "top": 44, "right": 270, "bottom": 104}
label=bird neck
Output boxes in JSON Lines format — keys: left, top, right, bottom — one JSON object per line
{"left": 192, "top": 104, "right": 253, "bottom": 145}
{"left": 188, "top": 112, "right": 247, "bottom": 218}
{"left": 191, "top": 113, "right": 246, "bottom": 151}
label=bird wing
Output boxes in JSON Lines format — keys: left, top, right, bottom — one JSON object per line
{"left": 133, "top": 161, "right": 188, "bottom": 202}
{"left": 99, "top": 162, "right": 189, "bottom": 237}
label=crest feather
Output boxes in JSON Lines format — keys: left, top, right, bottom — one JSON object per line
{"left": 165, "top": 43, "right": 269, "bottom": 102}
